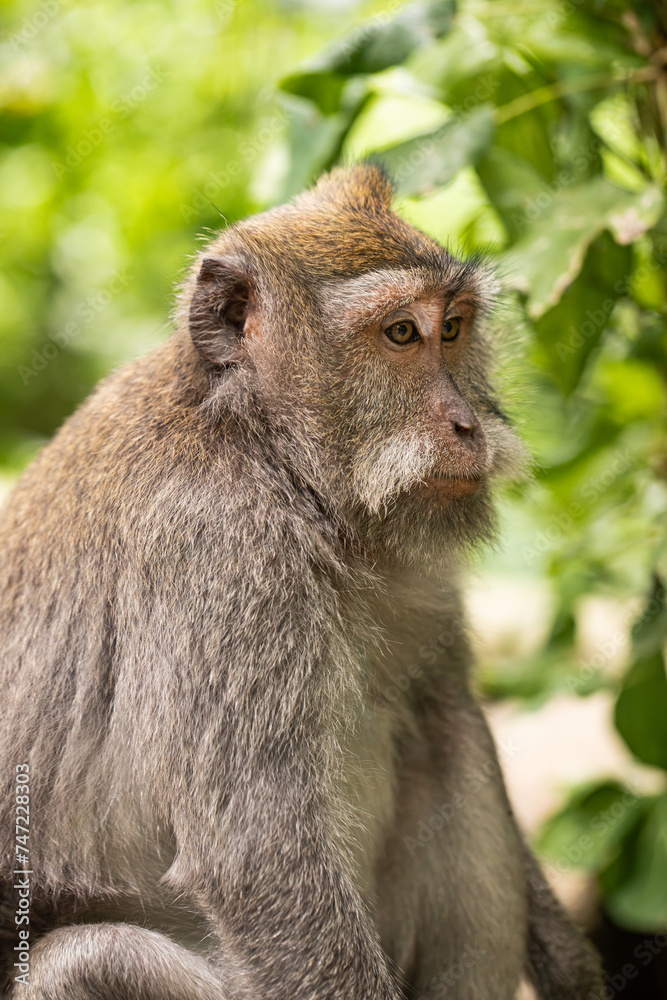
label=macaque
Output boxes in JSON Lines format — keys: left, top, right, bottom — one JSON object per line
{"left": 0, "top": 165, "right": 602, "bottom": 999}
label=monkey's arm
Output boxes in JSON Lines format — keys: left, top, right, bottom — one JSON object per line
{"left": 522, "top": 844, "right": 603, "bottom": 1000}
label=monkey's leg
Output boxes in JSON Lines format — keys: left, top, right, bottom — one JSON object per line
{"left": 12, "top": 923, "right": 231, "bottom": 1000}
{"left": 375, "top": 689, "right": 603, "bottom": 1000}
{"left": 522, "top": 846, "right": 603, "bottom": 1000}
{"left": 375, "top": 697, "right": 528, "bottom": 1000}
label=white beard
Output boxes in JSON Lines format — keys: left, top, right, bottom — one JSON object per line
{"left": 350, "top": 430, "right": 437, "bottom": 515}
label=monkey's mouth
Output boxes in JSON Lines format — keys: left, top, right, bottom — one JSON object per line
{"left": 419, "top": 474, "right": 482, "bottom": 498}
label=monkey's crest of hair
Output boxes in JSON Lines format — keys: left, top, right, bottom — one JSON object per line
{"left": 297, "top": 163, "right": 395, "bottom": 212}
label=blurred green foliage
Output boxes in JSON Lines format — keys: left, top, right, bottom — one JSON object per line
{"left": 1, "top": 0, "right": 667, "bottom": 932}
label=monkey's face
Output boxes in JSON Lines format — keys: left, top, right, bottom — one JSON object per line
{"left": 184, "top": 165, "right": 527, "bottom": 564}
{"left": 308, "top": 265, "right": 526, "bottom": 562}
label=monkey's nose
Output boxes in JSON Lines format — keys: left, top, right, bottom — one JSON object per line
{"left": 438, "top": 400, "right": 479, "bottom": 442}
{"left": 452, "top": 416, "right": 476, "bottom": 439}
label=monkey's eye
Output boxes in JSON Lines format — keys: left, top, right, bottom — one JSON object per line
{"left": 442, "top": 317, "right": 461, "bottom": 342}
{"left": 385, "top": 320, "right": 420, "bottom": 345}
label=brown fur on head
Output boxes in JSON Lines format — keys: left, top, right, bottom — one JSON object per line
{"left": 180, "top": 163, "right": 526, "bottom": 564}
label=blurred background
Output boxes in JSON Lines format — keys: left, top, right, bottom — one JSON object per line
{"left": 1, "top": 0, "right": 666, "bottom": 994}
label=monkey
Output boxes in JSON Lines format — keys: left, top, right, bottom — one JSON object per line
{"left": 0, "top": 164, "right": 603, "bottom": 1000}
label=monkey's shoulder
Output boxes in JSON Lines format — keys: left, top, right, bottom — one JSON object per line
{"left": 1, "top": 339, "right": 307, "bottom": 540}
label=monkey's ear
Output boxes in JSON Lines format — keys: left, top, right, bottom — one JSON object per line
{"left": 188, "top": 256, "right": 255, "bottom": 366}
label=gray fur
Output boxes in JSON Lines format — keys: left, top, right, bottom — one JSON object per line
{"left": 0, "top": 165, "right": 602, "bottom": 999}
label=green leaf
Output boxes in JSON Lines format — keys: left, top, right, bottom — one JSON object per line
{"left": 373, "top": 104, "right": 495, "bottom": 197}
{"left": 630, "top": 312, "right": 667, "bottom": 370}
{"left": 281, "top": 72, "right": 348, "bottom": 118}
{"left": 537, "top": 781, "right": 647, "bottom": 872}
{"left": 615, "top": 652, "right": 667, "bottom": 770}
{"left": 504, "top": 179, "right": 664, "bottom": 319}
{"left": 531, "top": 232, "right": 631, "bottom": 396}
{"left": 607, "top": 186, "right": 665, "bottom": 245}
{"left": 344, "top": 90, "right": 450, "bottom": 160}
{"left": 490, "top": 67, "right": 559, "bottom": 181}
{"left": 476, "top": 146, "right": 551, "bottom": 230}
{"left": 596, "top": 358, "right": 666, "bottom": 422}
{"left": 276, "top": 85, "right": 370, "bottom": 200}
{"left": 602, "top": 794, "right": 667, "bottom": 931}
{"left": 281, "top": 0, "right": 455, "bottom": 113}
{"left": 410, "top": 22, "right": 500, "bottom": 95}
{"left": 631, "top": 578, "right": 667, "bottom": 661}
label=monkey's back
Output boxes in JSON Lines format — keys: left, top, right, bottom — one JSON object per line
{"left": 0, "top": 333, "right": 335, "bottom": 896}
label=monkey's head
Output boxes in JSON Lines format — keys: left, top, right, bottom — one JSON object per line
{"left": 180, "top": 164, "right": 527, "bottom": 565}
